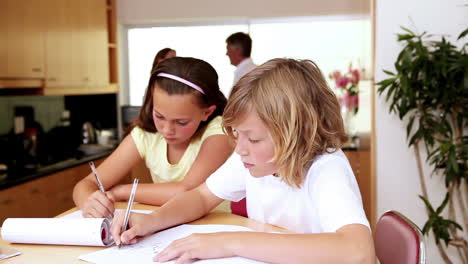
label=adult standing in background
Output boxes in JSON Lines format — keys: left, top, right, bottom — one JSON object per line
{"left": 226, "top": 32, "right": 257, "bottom": 86}
{"left": 151, "top": 48, "right": 176, "bottom": 73}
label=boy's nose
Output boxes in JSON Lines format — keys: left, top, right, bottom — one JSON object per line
{"left": 234, "top": 139, "right": 248, "bottom": 156}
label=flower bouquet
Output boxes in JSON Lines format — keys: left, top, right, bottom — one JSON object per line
{"left": 329, "top": 66, "right": 361, "bottom": 115}
{"left": 329, "top": 65, "right": 363, "bottom": 138}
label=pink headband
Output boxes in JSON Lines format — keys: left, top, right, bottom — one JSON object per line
{"left": 157, "top": 73, "right": 205, "bottom": 94}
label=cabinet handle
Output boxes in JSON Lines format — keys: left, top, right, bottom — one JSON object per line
{"left": 32, "top": 68, "right": 42, "bottom": 72}
{"left": 30, "top": 188, "right": 40, "bottom": 194}
{"left": 48, "top": 78, "right": 57, "bottom": 81}
{"left": 83, "top": 77, "right": 89, "bottom": 82}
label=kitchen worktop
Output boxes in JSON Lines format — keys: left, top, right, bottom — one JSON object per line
{"left": 0, "top": 150, "right": 113, "bottom": 191}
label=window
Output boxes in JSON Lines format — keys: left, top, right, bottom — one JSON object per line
{"left": 128, "top": 24, "right": 248, "bottom": 105}
{"left": 127, "top": 16, "right": 371, "bottom": 106}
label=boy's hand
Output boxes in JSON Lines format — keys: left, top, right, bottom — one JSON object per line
{"left": 110, "top": 211, "right": 157, "bottom": 246}
{"left": 153, "top": 232, "right": 235, "bottom": 264}
{"left": 82, "top": 190, "right": 115, "bottom": 218}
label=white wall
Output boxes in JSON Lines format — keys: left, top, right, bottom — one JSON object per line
{"left": 375, "top": 0, "right": 467, "bottom": 263}
{"left": 117, "top": 0, "right": 369, "bottom": 25}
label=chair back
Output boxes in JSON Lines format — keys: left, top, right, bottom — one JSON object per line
{"left": 230, "top": 198, "right": 248, "bottom": 218}
{"left": 375, "top": 210, "right": 426, "bottom": 264}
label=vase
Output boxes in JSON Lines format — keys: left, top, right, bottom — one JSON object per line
{"left": 341, "top": 106, "right": 359, "bottom": 147}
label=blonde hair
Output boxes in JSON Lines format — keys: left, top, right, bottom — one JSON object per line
{"left": 223, "top": 58, "right": 347, "bottom": 188}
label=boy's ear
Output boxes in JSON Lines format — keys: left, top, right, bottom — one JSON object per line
{"left": 202, "top": 105, "right": 217, "bottom": 121}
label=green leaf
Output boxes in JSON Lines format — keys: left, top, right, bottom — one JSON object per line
{"left": 419, "top": 195, "right": 435, "bottom": 214}
{"left": 457, "top": 28, "right": 468, "bottom": 40}
{"left": 445, "top": 219, "right": 463, "bottom": 231}
{"left": 435, "top": 193, "right": 449, "bottom": 215}
{"left": 400, "top": 26, "right": 416, "bottom": 36}
{"left": 398, "top": 34, "right": 414, "bottom": 41}
{"left": 406, "top": 116, "right": 415, "bottom": 139}
{"left": 383, "top": 70, "right": 396, "bottom": 76}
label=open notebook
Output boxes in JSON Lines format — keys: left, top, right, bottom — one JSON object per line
{"left": 79, "top": 224, "right": 267, "bottom": 264}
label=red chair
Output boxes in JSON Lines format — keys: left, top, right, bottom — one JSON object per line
{"left": 375, "top": 210, "right": 426, "bottom": 264}
{"left": 230, "top": 198, "right": 248, "bottom": 218}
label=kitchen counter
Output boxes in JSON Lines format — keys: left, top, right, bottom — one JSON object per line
{"left": 0, "top": 150, "right": 113, "bottom": 191}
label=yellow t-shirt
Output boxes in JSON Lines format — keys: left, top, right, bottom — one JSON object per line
{"left": 131, "top": 116, "right": 230, "bottom": 212}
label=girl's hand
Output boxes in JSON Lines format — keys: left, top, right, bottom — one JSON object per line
{"left": 154, "top": 232, "right": 235, "bottom": 264}
{"left": 110, "top": 211, "right": 157, "bottom": 246}
{"left": 82, "top": 190, "right": 115, "bottom": 218}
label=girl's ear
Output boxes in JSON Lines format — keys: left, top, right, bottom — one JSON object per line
{"left": 202, "top": 105, "right": 217, "bottom": 121}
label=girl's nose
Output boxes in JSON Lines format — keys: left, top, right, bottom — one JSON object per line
{"left": 162, "top": 123, "right": 175, "bottom": 135}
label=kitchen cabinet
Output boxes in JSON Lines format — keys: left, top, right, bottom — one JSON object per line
{"left": 0, "top": 0, "right": 117, "bottom": 95}
{"left": 0, "top": 0, "right": 46, "bottom": 79}
{"left": 43, "top": 0, "right": 111, "bottom": 95}
{"left": 344, "top": 150, "right": 372, "bottom": 223}
{"left": 0, "top": 157, "right": 106, "bottom": 224}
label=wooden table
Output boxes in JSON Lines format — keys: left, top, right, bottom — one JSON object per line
{"left": 0, "top": 202, "right": 286, "bottom": 263}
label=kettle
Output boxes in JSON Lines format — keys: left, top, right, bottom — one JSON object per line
{"left": 82, "top": 122, "right": 97, "bottom": 144}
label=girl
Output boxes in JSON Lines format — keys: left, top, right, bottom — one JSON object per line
{"left": 73, "top": 57, "right": 233, "bottom": 218}
{"left": 110, "top": 58, "right": 375, "bottom": 263}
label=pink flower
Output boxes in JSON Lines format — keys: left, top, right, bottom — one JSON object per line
{"left": 349, "top": 69, "right": 360, "bottom": 86}
{"left": 331, "top": 70, "right": 342, "bottom": 80}
{"left": 342, "top": 92, "right": 359, "bottom": 111}
{"left": 337, "top": 77, "right": 351, "bottom": 89}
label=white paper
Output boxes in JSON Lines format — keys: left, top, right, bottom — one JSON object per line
{"left": 79, "top": 224, "right": 267, "bottom": 264}
{"left": 61, "top": 209, "right": 153, "bottom": 219}
{"left": 0, "top": 244, "right": 21, "bottom": 260}
{"left": 1, "top": 218, "right": 113, "bottom": 246}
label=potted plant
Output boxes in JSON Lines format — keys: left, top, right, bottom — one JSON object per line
{"left": 377, "top": 27, "right": 467, "bottom": 263}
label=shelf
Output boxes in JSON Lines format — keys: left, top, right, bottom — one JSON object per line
{"left": 0, "top": 79, "right": 44, "bottom": 89}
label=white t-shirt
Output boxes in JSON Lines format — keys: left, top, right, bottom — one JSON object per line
{"left": 206, "top": 150, "right": 370, "bottom": 234}
{"left": 233, "top": 58, "right": 257, "bottom": 85}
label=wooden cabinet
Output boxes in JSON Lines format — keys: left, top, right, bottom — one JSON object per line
{"left": 0, "top": 157, "right": 106, "bottom": 224}
{"left": 0, "top": 0, "right": 46, "bottom": 79}
{"left": 84, "top": 0, "right": 110, "bottom": 87}
{"left": 43, "top": 0, "right": 111, "bottom": 95}
{"left": 43, "top": 0, "right": 82, "bottom": 88}
{"left": 344, "top": 150, "right": 372, "bottom": 225}
{"left": 0, "top": 0, "right": 117, "bottom": 95}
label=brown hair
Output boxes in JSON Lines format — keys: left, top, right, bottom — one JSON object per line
{"left": 223, "top": 58, "right": 347, "bottom": 187}
{"left": 150, "top": 48, "right": 175, "bottom": 73}
{"left": 132, "top": 57, "right": 227, "bottom": 134}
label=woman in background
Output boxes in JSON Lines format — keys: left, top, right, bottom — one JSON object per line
{"left": 151, "top": 48, "right": 176, "bottom": 72}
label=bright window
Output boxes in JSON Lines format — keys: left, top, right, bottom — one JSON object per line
{"left": 127, "top": 17, "right": 371, "bottom": 106}
{"left": 128, "top": 24, "right": 248, "bottom": 105}
{"left": 250, "top": 18, "right": 371, "bottom": 78}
